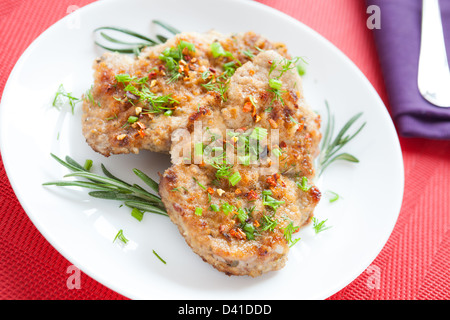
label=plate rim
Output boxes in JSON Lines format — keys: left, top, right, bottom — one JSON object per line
{"left": 0, "top": 0, "right": 405, "bottom": 300}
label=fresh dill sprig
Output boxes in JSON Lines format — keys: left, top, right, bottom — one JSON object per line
{"left": 43, "top": 154, "right": 168, "bottom": 217}
{"left": 312, "top": 217, "right": 331, "bottom": 234}
{"left": 84, "top": 85, "right": 101, "bottom": 108}
{"left": 269, "top": 56, "right": 301, "bottom": 79}
{"left": 115, "top": 74, "right": 178, "bottom": 114}
{"left": 260, "top": 214, "right": 279, "bottom": 232}
{"left": 318, "top": 101, "right": 366, "bottom": 176}
{"left": 282, "top": 220, "right": 300, "bottom": 247}
{"left": 53, "top": 84, "right": 81, "bottom": 114}
{"left": 201, "top": 79, "right": 230, "bottom": 101}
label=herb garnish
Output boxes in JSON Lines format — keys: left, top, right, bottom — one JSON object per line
{"left": 113, "top": 229, "right": 129, "bottom": 244}
{"left": 297, "top": 176, "right": 311, "bottom": 192}
{"left": 43, "top": 154, "right": 168, "bottom": 217}
{"left": 282, "top": 221, "right": 300, "bottom": 247}
{"left": 327, "top": 190, "right": 340, "bottom": 203}
{"left": 115, "top": 73, "right": 178, "bottom": 114}
{"left": 153, "top": 249, "right": 167, "bottom": 264}
{"left": 262, "top": 192, "right": 285, "bottom": 211}
{"left": 260, "top": 214, "right": 279, "bottom": 232}
{"left": 194, "top": 207, "right": 203, "bottom": 216}
{"left": 318, "top": 101, "right": 366, "bottom": 176}
{"left": 159, "top": 40, "right": 196, "bottom": 83}
{"left": 201, "top": 79, "right": 229, "bottom": 101}
{"left": 53, "top": 84, "right": 81, "bottom": 114}
{"left": 312, "top": 217, "right": 331, "bottom": 234}
{"left": 94, "top": 20, "right": 180, "bottom": 55}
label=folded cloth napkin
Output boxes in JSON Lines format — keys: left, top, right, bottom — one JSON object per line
{"left": 367, "top": 0, "right": 450, "bottom": 139}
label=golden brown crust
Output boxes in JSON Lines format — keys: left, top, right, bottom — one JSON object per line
{"left": 82, "top": 31, "right": 289, "bottom": 156}
{"left": 159, "top": 163, "right": 320, "bottom": 277}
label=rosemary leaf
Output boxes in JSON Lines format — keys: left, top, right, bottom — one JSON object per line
{"left": 50, "top": 153, "right": 84, "bottom": 173}
{"left": 42, "top": 181, "right": 114, "bottom": 191}
{"left": 65, "top": 155, "right": 88, "bottom": 172}
{"left": 152, "top": 20, "right": 181, "bottom": 35}
{"left": 98, "top": 31, "right": 151, "bottom": 46}
{"left": 156, "top": 34, "right": 168, "bottom": 43}
{"left": 94, "top": 26, "right": 159, "bottom": 44}
{"left": 88, "top": 191, "right": 146, "bottom": 202}
{"left": 124, "top": 201, "right": 168, "bottom": 216}
{"left": 318, "top": 101, "right": 366, "bottom": 176}
{"left": 133, "top": 169, "right": 162, "bottom": 194}
{"left": 94, "top": 42, "right": 143, "bottom": 54}
{"left": 101, "top": 163, "right": 132, "bottom": 187}
{"left": 44, "top": 154, "right": 169, "bottom": 218}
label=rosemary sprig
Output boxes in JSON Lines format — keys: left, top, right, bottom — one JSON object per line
{"left": 94, "top": 20, "right": 180, "bottom": 55}
{"left": 318, "top": 101, "right": 366, "bottom": 176}
{"left": 43, "top": 154, "right": 168, "bottom": 217}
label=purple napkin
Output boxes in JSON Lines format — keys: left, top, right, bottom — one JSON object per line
{"left": 367, "top": 0, "right": 450, "bottom": 139}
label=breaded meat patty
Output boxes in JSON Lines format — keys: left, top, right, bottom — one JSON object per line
{"left": 82, "top": 30, "right": 322, "bottom": 277}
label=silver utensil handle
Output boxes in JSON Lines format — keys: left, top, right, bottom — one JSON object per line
{"left": 418, "top": 0, "right": 450, "bottom": 108}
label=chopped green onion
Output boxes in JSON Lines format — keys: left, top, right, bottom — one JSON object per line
{"left": 237, "top": 208, "right": 248, "bottom": 224}
{"left": 131, "top": 207, "right": 144, "bottom": 221}
{"left": 228, "top": 171, "right": 241, "bottom": 186}
{"left": 243, "top": 223, "right": 255, "bottom": 240}
{"left": 210, "top": 41, "right": 228, "bottom": 58}
{"left": 221, "top": 202, "right": 235, "bottom": 215}
{"left": 178, "top": 40, "right": 196, "bottom": 53}
{"left": 194, "top": 207, "right": 203, "bottom": 216}
{"left": 83, "top": 159, "right": 93, "bottom": 171}
{"left": 210, "top": 204, "right": 220, "bottom": 212}
{"left": 297, "top": 176, "right": 311, "bottom": 192}
{"left": 127, "top": 116, "right": 139, "bottom": 123}
{"left": 153, "top": 249, "right": 167, "bottom": 264}
{"left": 269, "top": 78, "right": 283, "bottom": 90}
{"left": 164, "top": 110, "right": 173, "bottom": 116}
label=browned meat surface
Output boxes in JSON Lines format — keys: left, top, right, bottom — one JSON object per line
{"left": 159, "top": 162, "right": 321, "bottom": 277}
{"left": 82, "top": 31, "right": 289, "bottom": 156}
{"left": 82, "top": 30, "right": 322, "bottom": 277}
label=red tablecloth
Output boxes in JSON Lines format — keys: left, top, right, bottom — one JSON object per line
{"left": 0, "top": 0, "right": 449, "bottom": 300}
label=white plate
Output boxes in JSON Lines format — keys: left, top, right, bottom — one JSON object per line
{"left": 0, "top": 0, "right": 404, "bottom": 300}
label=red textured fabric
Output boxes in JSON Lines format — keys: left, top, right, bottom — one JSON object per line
{"left": 0, "top": 0, "right": 449, "bottom": 300}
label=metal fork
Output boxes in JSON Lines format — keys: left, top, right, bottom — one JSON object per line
{"left": 418, "top": 0, "right": 450, "bottom": 108}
